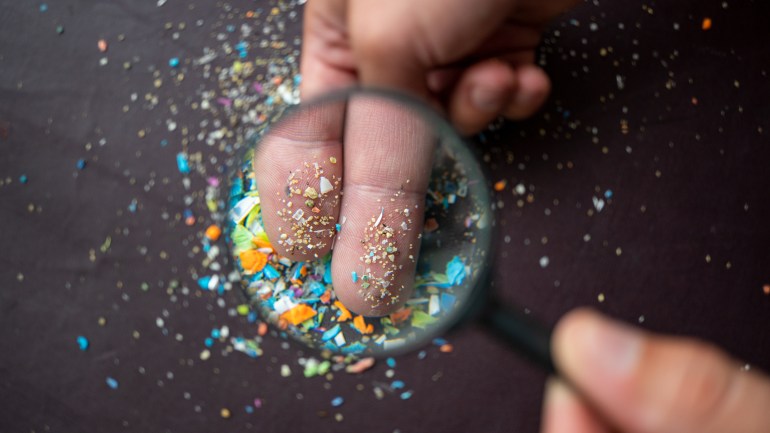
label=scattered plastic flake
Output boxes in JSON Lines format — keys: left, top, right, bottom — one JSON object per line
{"left": 105, "top": 377, "right": 119, "bottom": 390}
{"left": 331, "top": 396, "right": 344, "bottom": 407}
{"left": 76, "top": 335, "right": 89, "bottom": 351}
{"left": 76, "top": 159, "right": 87, "bottom": 170}
{"left": 539, "top": 256, "right": 550, "bottom": 268}
{"left": 280, "top": 364, "right": 291, "bottom": 377}
{"left": 176, "top": 152, "right": 190, "bottom": 174}
{"left": 168, "top": 57, "right": 180, "bottom": 68}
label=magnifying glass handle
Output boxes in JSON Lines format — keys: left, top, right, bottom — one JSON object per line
{"left": 482, "top": 301, "right": 556, "bottom": 374}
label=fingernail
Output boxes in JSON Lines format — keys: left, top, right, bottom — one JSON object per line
{"left": 471, "top": 86, "right": 505, "bottom": 112}
{"left": 589, "top": 315, "right": 643, "bottom": 377}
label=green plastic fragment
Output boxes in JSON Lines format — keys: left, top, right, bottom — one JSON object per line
{"left": 411, "top": 310, "right": 438, "bottom": 329}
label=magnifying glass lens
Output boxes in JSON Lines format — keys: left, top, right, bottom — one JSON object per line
{"left": 227, "top": 89, "right": 492, "bottom": 357}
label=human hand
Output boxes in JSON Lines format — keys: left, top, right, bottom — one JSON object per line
{"left": 255, "top": 0, "right": 577, "bottom": 316}
{"left": 542, "top": 309, "right": 770, "bottom": 433}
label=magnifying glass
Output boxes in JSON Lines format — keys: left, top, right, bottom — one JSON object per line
{"left": 226, "top": 88, "right": 553, "bottom": 373}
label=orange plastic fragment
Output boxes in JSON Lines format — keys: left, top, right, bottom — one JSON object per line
{"left": 97, "top": 39, "right": 108, "bottom": 52}
{"left": 389, "top": 307, "right": 412, "bottom": 325}
{"left": 334, "top": 301, "right": 352, "bottom": 322}
{"left": 252, "top": 238, "right": 274, "bottom": 251}
{"left": 424, "top": 218, "right": 439, "bottom": 233}
{"left": 493, "top": 179, "right": 507, "bottom": 191}
{"left": 320, "top": 290, "right": 332, "bottom": 304}
{"left": 353, "top": 315, "right": 374, "bottom": 334}
{"left": 701, "top": 17, "right": 712, "bottom": 30}
{"left": 205, "top": 224, "right": 222, "bottom": 241}
{"left": 439, "top": 344, "right": 454, "bottom": 353}
{"left": 280, "top": 304, "right": 317, "bottom": 326}
{"left": 257, "top": 322, "right": 268, "bottom": 336}
{"left": 245, "top": 10, "right": 255, "bottom": 18}
{"left": 239, "top": 250, "right": 268, "bottom": 273}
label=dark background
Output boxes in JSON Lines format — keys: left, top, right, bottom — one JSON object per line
{"left": 1, "top": 0, "right": 769, "bottom": 432}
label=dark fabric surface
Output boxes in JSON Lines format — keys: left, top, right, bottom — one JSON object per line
{"left": 1, "top": 1, "right": 769, "bottom": 432}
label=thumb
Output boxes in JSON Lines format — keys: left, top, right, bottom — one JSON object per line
{"left": 552, "top": 308, "right": 770, "bottom": 433}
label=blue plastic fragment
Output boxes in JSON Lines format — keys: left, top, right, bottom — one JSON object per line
{"left": 106, "top": 377, "right": 119, "bottom": 389}
{"left": 168, "top": 57, "right": 180, "bottom": 68}
{"left": 204, "top": 337, "right": 214, "bottom": 347}
{"left": 351, "top": 271, "right": 358, "bottom": 283}
{"left": 341, "top": 342, "right": 367, "bottom": 354}
{"left": 197, "top": 276, "right": 211, "bottom": 290}
{"left": 323, "top": 261, "right": 333, "bottom": 284}
{"left": 245, "top": 405, "right": 254, "bottom": 414}
{"left": 76, "top": 159, "right": 87, "bottom": 170}
{"left": 331, "top": 396, "right": 344, "bottom": 407}
{"left": 176, "top": 152, "right": 190, "bottom": 174}
{"left": 446, "top": 256, "right": 466, "bottom": 286}
{"left": 39, "top": 3, "right": 48, "bottom": 12}
{"left": 391, "top": 380, "right": 405, "bottom": 389}
{"left": 321, "top": 324, "right": 341, "bottom": 342}
{"left": 604, "top": 189, "right": 614, "bottom": 199}
{"left": 263, "top": 264, "right": 280, "bottom": 279}
{"left": 76, "top": 335, "right": 89, "bottom": 351}
{"left": 211, "top": 328, "right": 221, "bottom": 339}
{"left": 400, "top": 390, "right": 413, "bottom": 400}
{"left": 417, "top": 350, "right": 427, "bottom": 360}
{"left": 440, "top": 293, "right": 457, "bottom": 311}
{"left": 432, "top": 337, "right": 448, "bottom": 346}
{"left": 386, "top": 357, "right": 396, "bottom": 368}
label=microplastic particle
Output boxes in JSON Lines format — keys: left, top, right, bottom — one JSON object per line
{"left": 539, "top": 256, "right": 550, "bottom": 268}
{"left": 220, "top": 408, "right": 231, "bottom": 419}
{"left": 19, "top": 175, "right": 28, "bottom": 184}
{"left": 76, "top": 335, "right": 89, "bottom": 351}
{"left": 331, "top": 396, "right": 344, "bottom": 407}
{"left": 39, "top": 3, "right": 48, "bottom": 12}
{"left": 169, "top": 57, "right": 180, "bottom": 68}
{"left": 386, "top": 357, "right": 396, "bottom": 368}
{"left": 391, "top": 380, "right": 405, "bottom": 389}
{"left": 400, "top": 390, "right": 413, "bottom": 400}
{"left": 76, "top": 159, "right": 87, "bottom": 170}
{"left": 106, "top": 377, "right": 119, "bottom": 389}
{"left": 280, "top": 364, "right": 291, "bottom": 377}
{"left": 319, "top": 176, "right": 333, "bottom": 195}
{"left": 351, "top": 271, "right": 358, "bottom": 283}
{"left": 176, "top": 153, "right": 190, "bottom": 174}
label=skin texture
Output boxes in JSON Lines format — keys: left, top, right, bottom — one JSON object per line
{"left": 256, "top": 0, "right": 577, "bottom": 316}
{"left": 543, "top": 309, "right": 770, "bottom": 433}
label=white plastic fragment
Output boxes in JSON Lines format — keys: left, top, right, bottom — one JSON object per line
{"left": 428, "top": 295, "right": 440, "bottom": 316}
{"left": 319, "top": 176, "right": 333, "bottom": 195}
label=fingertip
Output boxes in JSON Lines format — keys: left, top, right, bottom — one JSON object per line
{"left": 541, "top": 378, "right": 610, "bottom": 433}
{"left": 503, "top": 65, "right": 551, "bottom": 120}
{"left": 448, "top": 59, "right": 518, "bottom": 135}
